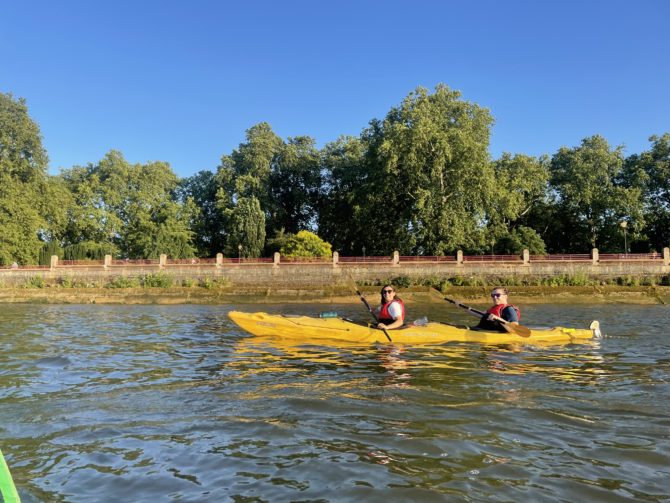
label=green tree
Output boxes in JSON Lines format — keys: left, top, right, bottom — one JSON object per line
{"left": 486, "top": 153, "right": 549, "bottom": 253}
{"left": 0, "top": 93, "right": 49, "bottom": 264}
{"left": 215, "top": 123, "right": 322, "bottom": 251}
{"left": 625, "top": 133, "right": 670, "bottom": 251}
{"left": 59, "top": 151, "right": 197, "bottom": 259}
{"left": 495, "top": 226, "right": 547, "bottom": 255}
{"left": 317, "top": 136, "right": 369, "bottom": 254}
{"left": 548, "top": 135, "right": 644, "bottom": 252}
{"left": 178, "top": 170, "right": 225, "bottom": 256}
{"left": 222, "top": 196, "right": 266, "bottom": 258}
{"left": 354, "top": 84, "right": 495, "bottom": 255}
{"left": 269, "top": 136, "right": 322, "bottom": 233}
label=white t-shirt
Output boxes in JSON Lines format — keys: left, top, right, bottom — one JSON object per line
{"left": 386, "top": 301, "right": 403, "bottom": 320}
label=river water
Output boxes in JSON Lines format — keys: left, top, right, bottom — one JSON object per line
{"left": 1, "top": 303, "right": 668, "bottom": 502}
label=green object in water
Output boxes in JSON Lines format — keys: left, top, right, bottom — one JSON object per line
{"left": 0, "top": 449, "right": 20, "bottom": 503}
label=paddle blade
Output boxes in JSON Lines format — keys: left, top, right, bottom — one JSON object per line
{"left": 500, "top": 322, "right": 531, "bottom": 338}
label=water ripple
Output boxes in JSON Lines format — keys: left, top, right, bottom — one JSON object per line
{"left": 1, "top": 304, "right": 669, "bottom": 502}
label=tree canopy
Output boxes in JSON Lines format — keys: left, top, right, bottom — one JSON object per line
{"left": 0, "top": 87, "right": 667, "bottom": 264}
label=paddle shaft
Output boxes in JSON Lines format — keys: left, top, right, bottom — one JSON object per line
{"left": 444, "top": 297, "right": 531, "bottom": 338}
{"left": 352, "top": 284, "right": 393, "bottom": 342}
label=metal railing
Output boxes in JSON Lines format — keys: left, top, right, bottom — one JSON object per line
{"left": 1, "top": 250, "right": 667, "bottom": 270}
{"left": 463, "top": 254, "right": 523, "bottom": 262}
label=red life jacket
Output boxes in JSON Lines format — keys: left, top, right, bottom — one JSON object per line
{"left": 378, "top": 299, "right": 405, "bottom": 324}
{"left": 486, "top": 303, "right": 521, "bottom": 321}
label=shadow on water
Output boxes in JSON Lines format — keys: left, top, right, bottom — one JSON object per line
{"left": 0, "top": 303, "right": 669, "bottom": 502}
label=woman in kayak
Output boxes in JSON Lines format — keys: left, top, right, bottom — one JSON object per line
{"left": 477, "top": 287, "right": 521, "bottom": 332}
{"left": 376, "top": 284, "right": 406, "bottom": 330}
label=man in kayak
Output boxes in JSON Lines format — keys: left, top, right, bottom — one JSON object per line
{"left": 477, "top": 287, "right": 521, "bottom": 332}
{"left": 376, "top": 284, "right": 406, "bottom": 330}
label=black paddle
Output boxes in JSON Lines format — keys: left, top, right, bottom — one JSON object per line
{"left": 442, "top": 296, "right": 531, "bottom": 338}
{"left": 347, "top": 275, "right": 392, "bottom": 342}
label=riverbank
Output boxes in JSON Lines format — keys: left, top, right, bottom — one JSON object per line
{"left": 0, "top": 285, "right": 667, "bottom": 305}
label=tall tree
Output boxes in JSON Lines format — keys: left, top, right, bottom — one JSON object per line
{"left": 59, "top": 151, "right": 197, "bottom": 258}
{"left": 178, "top": 170, "right": 225, "bottom": 256}
{"left": 487, "top": 153, "right": 549, "bottom": 254}
{"left": 221, "top": 196, "right": 266, "bottom": 258}
{"left": 355, "top": 84, "right": 495, "bottom": 255}
{"left": 549, "top": 135, "right": 644, "bottom": 252}
{"left": 317, "top": 136, "right": 369, "bottom": 254}
{"left": 215, "top": 123, "right": 321, "bottom": 254}
{"left": 0, "top": 93, "right": 49, "bottom": 264}
{"left": 269, "top": 136, "right": 321, "bottom": 233}
{"left": 625, "top": 133, "right": 670, "bottom": 251}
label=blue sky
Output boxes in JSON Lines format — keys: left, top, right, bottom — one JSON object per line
{"left": 2, "top": 0, "right": 669, "bottom": 178}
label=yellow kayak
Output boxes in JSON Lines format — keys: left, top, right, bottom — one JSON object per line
{"left": 228, "top": 311, "right": 601, "bottom": 345}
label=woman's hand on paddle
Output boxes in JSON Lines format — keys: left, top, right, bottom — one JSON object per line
{"left": 377, "top": 318, "right": 403, "bottom": 330}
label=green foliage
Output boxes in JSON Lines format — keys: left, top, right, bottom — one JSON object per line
{"left": 142, "top": 272, "right": 173, "bottom": 288}
{"left": 63, "top": 241, "right": 116, "bottom": 260}
{"left": 106, "top": 276, "right": 141, "bottom": 288}
{"left": 546, "top": 135, "right": 644, "bottom": 252}
{"left": 317, "top": 136, "right": 368, "bottom": 254}
{"left": 626, "top": 134, "right": 670, "bottom": 251}
{"left": 279, "top": 230, "right": 332, "bottom": 258}
{"left": 25, "top": 275, "right": 45, "bottom": 288}
{"left": 391, "top": 276, "right": 412, "bottom": 289}
{"left": 59, "top": 151, "right": 197, "bottom": 259}
{"left": 198, "top": 276, "right": 229, "bottom": 289}
{"left": 0, "top": 93, "right": 48, "bottom": 182}
{"left": 178, "top": 170, "right": 225, "bottom": 257}
{"left": 57, "top": 276, "right": 76, "bottom": 288}
{"left": 0, "top": 96, "right": 48, "bottom": 264}
{"left": 495, "top": 226, "right": 547, "bottom": 255}
{"left": 222, "top": 196, "right": 266, "bottom": 257}
{"left": 39, "top": 242, "right": 64, "bottom": 266}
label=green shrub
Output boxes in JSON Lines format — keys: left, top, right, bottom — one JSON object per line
{"left": 143, "top": 273, "right": 173, "bottom": 288}
{"left": 25, "top": 275, "right": 45, "bottom": 289}
{"left": 391, "top": 276, "right": 411, "bottom": 289}
{"left": 279, "top": 230, "right": 332, "bottom": 258}
{"left": 58, "top": 276, "right": 76, "bottom": 288}
{"left": 181, "top": 278, "right": 195, "bottom": 287}
{"left": 106, "top": 276, "right": 140, "bottom": 288}
{"left": 199, "top": 277, "right": 214, "bottom": 289}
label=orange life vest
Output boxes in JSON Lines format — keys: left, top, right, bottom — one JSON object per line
{"left": 378, "top": 299, "right": 405, "bottom": 324}
{"left": 486, "top": 304, "right": 521, "bottom": 321}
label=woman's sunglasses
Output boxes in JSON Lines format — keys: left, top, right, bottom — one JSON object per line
{"left": 382, "top": 289, "right": 394, "bottom": 294}
{"left": 491, "top": 293, "right": 505, "bottom": 298}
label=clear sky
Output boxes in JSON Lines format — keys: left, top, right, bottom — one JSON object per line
{"left": 2, "top": 0, "right": 669, "bottom": 178}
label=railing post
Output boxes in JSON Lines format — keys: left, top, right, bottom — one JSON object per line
{"left": 104, "top": 254, "right": 112, "bottom": 270}
{"left": 273, "top": 252, "right": 280, "bottom": 268}
{"left": 591, "top": 248, "right": 599, "bottom": 265}
{"left": 522, "top": 249, "right": 530, "bottom": 265}
{"left": 216, "top": 253, "right": 223, "bottom": 268}
{"left": 456, "top": 250, "right": 463, "bottom": 265}
{"left": 332, "top": 251, "right": 339, "bottom": 267}
{"left": 159, "top": 254, "right": 167, "bottom": 268}
{"left": 50, "top": 255, "right": 58, "bottom": 270}
{"left": 392, "top": 251, "right": 400, "bottom": 266}
{"left": 663, "top": 247, "right": 670, "bottom": 266}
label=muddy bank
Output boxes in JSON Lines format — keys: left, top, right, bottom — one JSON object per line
{"left": 0, "top": 285, "right": 668, "bottom": 305}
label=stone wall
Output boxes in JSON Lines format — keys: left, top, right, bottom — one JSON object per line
{"left": 1, "top": 248, "right": 668, "bottom": 287}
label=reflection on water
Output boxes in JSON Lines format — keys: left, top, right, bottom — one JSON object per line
{"left": 0, "top": 304, "right": 669, "bottom": 502}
